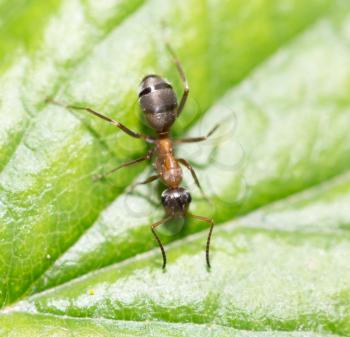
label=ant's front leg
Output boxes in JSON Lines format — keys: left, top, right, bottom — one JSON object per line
{"left": 151, "top": 216, "right": 171, "bottom": 269}
{"left": 178, "top": 158, "right": 210, "bottom": 203}
{"left": 188, "top": 213, "right": 215, "bottom": 269}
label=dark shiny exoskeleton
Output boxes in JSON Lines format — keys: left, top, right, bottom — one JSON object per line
{"left": 161, "top": 187, "right": 192, "bottom": 217}
{"left": 139, "top": 75, "right": 178, "bottom": 132}
{"left": 49, "top": 44, "right": 218, "bottom": 269}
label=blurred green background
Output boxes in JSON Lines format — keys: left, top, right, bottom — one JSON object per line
{"left": 1, "top": 0, "right": 350, "bottom": 336}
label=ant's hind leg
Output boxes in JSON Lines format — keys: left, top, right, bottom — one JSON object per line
{"left": 47, "top": 98, "right": 155, "bottom": 143}
{"left": 151, "top": 217, "right": 171, "bottom": 269}
{"left": 165, "top": 43, "right": 189, "bottom": 117}
{"left": 175, "top": 124, "right": 219, "bottom": 144}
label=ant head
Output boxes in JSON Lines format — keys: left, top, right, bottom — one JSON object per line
{"left": 138, "top": 74, "right": 178, "bottom": 133}
{"left": 161, "top": 187, "right": 192, "bottom": 217}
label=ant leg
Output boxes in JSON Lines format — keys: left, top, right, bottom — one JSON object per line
{"left": 177, "top": 158, "right": 210, "bottom": 203}
{"left": 47, "top": 99, "right": 155, "bottom": 143}
{"left": 128, "top": 174, "right": 159, "bottom": 193}
{"left": 151, "top": 217, "right": 171, "bottom": 269}
{"left": 188, "top": 214, "right": 215, "bottom": 269}
{"left": 94, "top": 149, "right": 154, "bottom": 181}
{"left": 175, "top": 124, "right": 219, "bottom": 144}
{"left": 165, "top": 43, "right": 189, "bottom": 117}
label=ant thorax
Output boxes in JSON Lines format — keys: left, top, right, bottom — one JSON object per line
{"left": 155, "top": 138, "right": 183, "bottom": 188}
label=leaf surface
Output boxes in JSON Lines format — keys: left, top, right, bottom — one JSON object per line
{"left": 1, "top": 0, "right": 350, "bottom": 335}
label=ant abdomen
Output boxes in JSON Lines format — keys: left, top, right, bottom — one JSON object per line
{"left": 138, "top": 74, "right": 178, "bottom": 132}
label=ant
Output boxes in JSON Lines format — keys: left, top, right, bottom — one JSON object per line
{"left": 49, "top": 44, "right": 218, "bottom": 269}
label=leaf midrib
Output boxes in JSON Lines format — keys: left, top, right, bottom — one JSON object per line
{"left": 0, "top": 311, "right": 344, "bottom": 337}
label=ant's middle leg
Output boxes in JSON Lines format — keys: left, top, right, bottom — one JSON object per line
{"left": 165, "top": 43, "right": 189, "bottom": 117}
{"left": 94, "top": 148, "right": 154, "bottom": 181}
{"left": 128, "top": 174, "right": 159, "bottom": 193}
{"left": 175, "top": 124, "right": 219, "bottom": 144}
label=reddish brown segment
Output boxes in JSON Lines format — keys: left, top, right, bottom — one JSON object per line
{"left": 155, "top": 136, "right": 183, "bottom": 188}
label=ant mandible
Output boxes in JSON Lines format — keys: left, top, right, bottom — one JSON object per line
{"left": 49, "top": 44, "right": 218, "bottom": 269}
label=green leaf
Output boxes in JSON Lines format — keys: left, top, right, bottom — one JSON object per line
{"left": 1, "top": 0, "right": 350, "bottom": 335}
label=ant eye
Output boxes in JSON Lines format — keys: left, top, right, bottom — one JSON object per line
{"left": 161, "top": 192, "right": 167, "bottom": 206}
